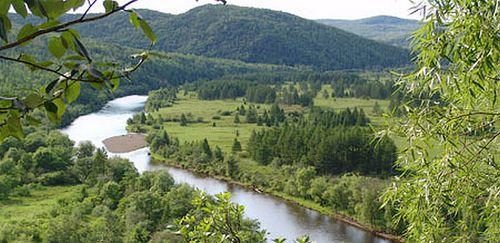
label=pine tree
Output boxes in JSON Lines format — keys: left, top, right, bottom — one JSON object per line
{"left": 214, "top": 146, "right": 224, "bottom": 161}
{"left": 226, "top": 156, "right": 239, "bottom": 179}
{"left": 322, "top": 90, "right": 330, "bottom": 99}
{"left": 180, "top": 114, "right": 188, "bottom": 126}
{"left": 257, "top": 116, "right": 263, "bottom": 126}
{"left": 246, "top": 105, "right": 258, "bottom": 123}
{"left": 234, "top": 113, "right": 240, "bottom": 124}
{"left": 232, "top": 138, "right": 242, "bottom": 154}
{"left": 139, "top": 112, "right": 146, "bottom": 124}
{"left": 238, "top": 105, "right": 246, "bottom": 115}
{"left": 372, "top": 101, "right": 382, "bottom": 116}
{"left": 201, "top": 139, "right": 212, "bottom": 157}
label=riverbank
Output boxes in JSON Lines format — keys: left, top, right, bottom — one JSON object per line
{"left": 151, "top": 154, "right": 403, "bottom": 243}
{"left": 103, "top": 133, "right": 148, "bottom": 153}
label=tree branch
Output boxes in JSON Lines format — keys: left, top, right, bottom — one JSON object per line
{"left": 81, "top": 0, "right": 99, "bottom": 21}
{"left": 0, "top": 0, "right": 139, "bottom": 51}
{"left": 0, "top": 54, "right": 102, "bottom": 83}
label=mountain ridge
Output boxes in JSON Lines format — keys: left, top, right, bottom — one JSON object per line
{"left": 69, "top": 4, "right": 410, "bottom": 70}
{"left": 316, "top": 15, "right": 422, "bottom": 48}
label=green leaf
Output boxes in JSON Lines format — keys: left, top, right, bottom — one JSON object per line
{"left": 11, "top": 0, "right": 28, "bottom": 18}
{"left": 64, "top": 0, "right": 85, "bottom": 11}
{"left": 60, "top": 33, "right": 76, "bottom": 52}
{"left": 72, "top": 35, "right": 91, "bottom": 62}
{"left": 38, "top": 61, "right": 54, "bottom": 68}
{"left": 19, "top": 54, "right": 37, "bottom": 71}
{"left": 44, "top": 101, "right": 58, "bottom": 113}
{"left": 6, "top": 111, "right": 24, "bottom": 139}
{"left": 129, "top": 12, "right": 140, "bottom": 29}
{"left": 34, "top": 0, "right": 49, "bottom": 18}
{"left": 48, "top": 36, "right": 66, "bottom": 58}
{"left": 87, "top": 66, "right": 106, "bottom": 81}
{"left": 103, "top": 0, "right": 119, "bottom": 13}
{"left": 0, "top": 1, "right": 10, "bottom": 16}
{"left": 41, "top": 0, "right": 65, "bottom": 19}
{"left": 139, "top": 19, "right": 157, "bottom": 43}
{"left": 65, "top": 81, "right": 80, "bottom": 103}
{"left": 110, "top": 77, "right": 120, "bottom": 92}
{"left": 44, "top": 99, "right": 66, "bottom": 124}
{"left": 90, "top": 82, "right": 104, "bottom": 90}
{"left": 0, "top": 15, "right": 10, "bottom": 42}
{"left": 53, "top": 98, "right": 66, "bottom": 120}
{"left": 39, "top": 20, "right": 60, "bottom": 29}
{"left": 23, "top": 93, "right": 43, "bottom": 108}
{"left": 25, "top": 115, "right": 42, "bottom": 125}
{"left": 45, "top": 79, "right": 59, "bottom": 94}
{"left": 0, "top": 99, "right": 11, "bottom": 109}
{"left": 17, "top": 24, "right": 37, "bottom": 42}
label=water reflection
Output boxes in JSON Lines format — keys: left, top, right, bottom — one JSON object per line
{"left": 62, "top": 95, "right": 390, "bottom": 243}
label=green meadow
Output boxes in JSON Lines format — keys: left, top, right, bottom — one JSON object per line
{"left": 154, "top": 89, "right": 389, "bottom": 153}
{"left": 0, "top": 186, "right": 82, "bottom": 224}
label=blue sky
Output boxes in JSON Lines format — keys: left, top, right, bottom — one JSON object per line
{"left": 92, "top": 0, "right": 421, "bottom": 20}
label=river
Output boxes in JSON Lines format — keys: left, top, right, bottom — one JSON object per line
{"left": 61, "top": 95, "right": 390, "bottom": 243}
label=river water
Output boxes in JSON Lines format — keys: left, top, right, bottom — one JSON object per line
{"left": 61, "top": 95, "right": 389, "bottom": 243}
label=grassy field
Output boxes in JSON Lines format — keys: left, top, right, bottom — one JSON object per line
{"left": 154, "top": 91, "right": 390, "bottom": 153}
{"left": 0, "top": 185, "right": 82, "bottom": 224}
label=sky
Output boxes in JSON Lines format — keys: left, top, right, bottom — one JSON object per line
{"left": 87, "top": 0, "right": 420, "bottom": 20}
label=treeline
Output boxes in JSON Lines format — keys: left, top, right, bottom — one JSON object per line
{"left": 197, "top": 80, "right": 278, "bottom": 104}
{"left": 198, "top": 80, "right": 248, "bottom": 100}
{"left": 277, "top": 85, "right": 315, "bottom": 107}
{"left": 196, "top": 80, "right": 315, "bottom": 106}
{"left": 331, "top": 79, "right": 394, "bottom": 99}
{"left": 0, "top": 126, "right": 268, "bottom": 242}
{"left": 196, "top": 77, "right": 395, "bottom": 109}
{"left": 145, "top": 87, "right": 178, "bottom": 111}
{"left": 235, "top": 103, "right": 286, "bottom": 127}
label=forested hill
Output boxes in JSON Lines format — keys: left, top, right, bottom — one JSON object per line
{"left": 57, "top": 4, "right": 410, "bottom": 70}
{"left": 317, "top": 16, "right": 422, "bottom": 48}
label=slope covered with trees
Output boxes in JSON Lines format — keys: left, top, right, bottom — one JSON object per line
{"left": 69, "top": 5, "right": 411, "bottom": 70}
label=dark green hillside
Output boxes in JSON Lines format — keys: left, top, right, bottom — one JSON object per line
{"left": 66, "top": 5, "right": 409, "bottom": 70}
{"left": 317, "top": 16, "right": 422, "bottom": 48}
{"left": 0, "top": 38, "right": 309, "bottom": 127}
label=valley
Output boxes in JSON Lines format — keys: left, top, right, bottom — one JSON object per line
{"left": 0, "top": 1, "right": 496, "bottom": 242}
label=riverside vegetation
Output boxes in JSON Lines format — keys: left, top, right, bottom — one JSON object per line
{"left": 127, "top": 87, "right": 404, "bottom": 237}
{"left": 0, "top": 122, "right": 269, "bottom": 242}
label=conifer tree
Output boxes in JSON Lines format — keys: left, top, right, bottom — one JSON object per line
{"left": 232, "top": 138, "right": 242, "bottom": 154}
{"left": 226, "top": 156, "right": 239, "bottom": 179}
{"left": 180, "top": 114, "right": 188, "bottom": 126}
{"left": 201, "top": 139, "right": 212, "bottom": 157}
{"left": 234, "top": 113, "right": 240, "bottom": 124}
{"left": 372, "top": 102, "right": 382, "bottom": 116}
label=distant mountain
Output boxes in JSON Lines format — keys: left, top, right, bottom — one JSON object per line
{"left": 317, "top": 16, "right": 422, "bottom": 48}
{"left": 66, "top": 5, "right": 410, "bottom": 70}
